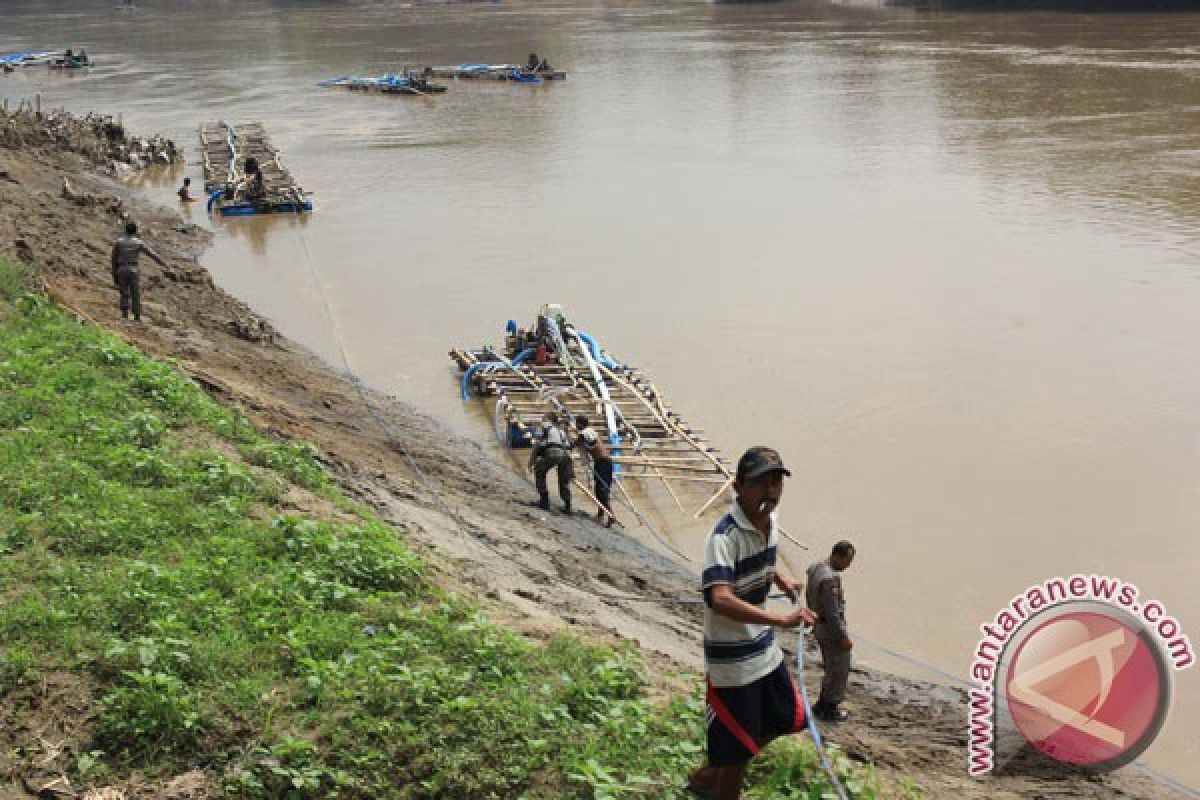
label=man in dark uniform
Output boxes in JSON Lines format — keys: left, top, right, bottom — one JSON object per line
{"left": 528, "top": 412, "right": 573, "bottom": 512}
{"left": 110, "top": 221, "right": 165, "bottom": 321}
{"left": 805, "top": 540, "right": 856, "bottom": 722}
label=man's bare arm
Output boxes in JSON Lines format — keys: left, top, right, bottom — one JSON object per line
{"left": 773, "top": 572, "right": 802, "bottom": 604}
{"left": 709, "top": 584, "right": 814, "bottom": 628}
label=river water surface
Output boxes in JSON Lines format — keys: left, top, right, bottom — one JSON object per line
{"left": 3, "top": 0, "right": 1198, "bottom": 787}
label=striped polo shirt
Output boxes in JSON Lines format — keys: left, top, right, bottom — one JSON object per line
{"left": 701, "top": 502, "right": 781, "bottom": 688}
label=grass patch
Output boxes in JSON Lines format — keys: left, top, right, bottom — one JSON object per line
{"left": 0, "top": 258, "right": 893, "bottom": 798}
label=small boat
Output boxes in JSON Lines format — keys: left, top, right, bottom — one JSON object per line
{"left": 48, "top": 50, "right": 93, "bottom": 69}
{"left": 318, "top": 73, "right": 447, "bottom": 95}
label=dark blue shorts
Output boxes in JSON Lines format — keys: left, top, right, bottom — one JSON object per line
{"left": 706, "top": 661, "right": 805, "bottom": 766}
{"left": 593, "top": 457, "right": 613, "bottom": 505}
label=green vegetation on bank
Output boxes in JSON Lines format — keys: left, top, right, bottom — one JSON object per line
{"left": 0, "top": 258, "right": 890, "bottom": 799}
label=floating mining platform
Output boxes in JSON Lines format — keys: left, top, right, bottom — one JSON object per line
{"left": 450, "top": 304, "right": 737, "bottom": 520}
{"left": 199, "top": 121, "right": 312, "bottom": 216}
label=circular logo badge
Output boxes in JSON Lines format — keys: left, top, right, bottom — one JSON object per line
{"left": 1003, "top": 604, "right": 1171, "bottom": 771}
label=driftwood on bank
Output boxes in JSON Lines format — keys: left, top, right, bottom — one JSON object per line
{"left": 1, "top": 105, "right": 180, "bottom": 173}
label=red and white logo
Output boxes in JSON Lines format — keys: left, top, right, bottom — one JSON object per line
{"left": 1004, "top": 606, "right": 1170, "bottom": 770}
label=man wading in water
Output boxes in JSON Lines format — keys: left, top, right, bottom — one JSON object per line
{"left": 110, "top": 221, "right": 165, "bottom": 322}
{"left": 689, "top": 446, "right": 816, "bottom": 800}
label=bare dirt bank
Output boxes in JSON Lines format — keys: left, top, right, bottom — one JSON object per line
{"left": 0, "top": 108, "right": 1189, "bottom": 800}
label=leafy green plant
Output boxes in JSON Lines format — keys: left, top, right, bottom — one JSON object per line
{"left": 0, "top": 645, "right": 39, "bottom": 690}
{"left": 746, "top": 739, "right": 882, "bottom": 799}
{"left": 126, "top": 410, "right": 166, "bottom": 448}
{"left": 241, "top": 439, "right": 326, "bottom": 489}
{"left": 223, "top": 736, "right": 358, "bottom": 798}
{"left": 77, "top": 749, "right": 112, "bottom": 782}
{"left": 96, "top": 669, "right": 204, "bottom": 759}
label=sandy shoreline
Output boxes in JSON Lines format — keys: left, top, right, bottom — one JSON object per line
{"left": 0, "top": 107, "right": 1190, "bottom": 799}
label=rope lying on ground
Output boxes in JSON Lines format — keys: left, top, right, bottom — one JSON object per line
{"left": 294, "top": 229, "right": 481, "bottom": 543}
{"left": 575, "top": 454, "right": 695, "bottom": 562}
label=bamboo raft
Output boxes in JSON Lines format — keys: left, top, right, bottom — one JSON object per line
{"left": 198, "top": 121, "right": 312, "bottom": 216}
{"left": 318, "top": 73, "right": 447, "bottom": 95}
{"left": 0, "top": 50, "right": 61, "bottom": 69}
{"left": 450, "top": 304, "right": 736, "bottom": 521}
{"left": 422, "top": 64, "right": 567, "bottom": 82}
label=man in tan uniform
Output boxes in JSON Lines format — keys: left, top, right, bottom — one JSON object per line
{"left": 528, "top": 412, "right": 573, "bottom": 512}
{"left": 805, "top": 540, "right": 856, "bottom": 722}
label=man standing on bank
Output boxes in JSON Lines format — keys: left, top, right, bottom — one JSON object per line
{"left": 689, "top": 446, "right": 816, "bottom": 800}
{"left": 110, "top": 221, "right": 165, "bottom": 322}
{"left": 574, "top": 415, "right": 618, "bottom": 527}
{"left": 805, "top": 540, "right": 856, "bottom": 722}
{"left": 528, "top": 411, "right": 573, "bottom": 512}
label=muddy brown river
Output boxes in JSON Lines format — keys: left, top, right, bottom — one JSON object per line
{"left": 3, "top": 0, "right": 1198, "bottom": 787}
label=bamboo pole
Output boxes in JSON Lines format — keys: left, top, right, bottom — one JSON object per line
{"left": 625, "top": 474, "right": 731, "bottom": 484}
{"left": 778, "top": 529, "right": 808, "bottom": 550}
{"left": 619, "top": 455, "right": 720, "bottom": 470}
{"left": 620, "top": 462, "right": 676, "bottom": 473}
{"left": 612, "top": 461, "right": 715, "bottom": 472}
{"left": 571, "top": 476, "right": 604, "bottom": 512}
{"left": 646, "top": 381, "right": 727, "bottom": 475}
{"left": 624, "top": 442, "right": 720, "bottom": 452}
{"left": 634, "top": 449, "right": 686, "bottom": 514}
{"left": 611, "top": 456, "right": 717, "bottom": 467}
{"left": 693, "top": 477, "right": 734, "bottom": 518}
{"left": 601, "top": 364, "right": 724, "bottom": 472}
{"left": 611, "top": 475, "right": 646, "bottom": 532}
{"left": 505, "top": 398, "right": 606, "bottom": 409}
{"left": 614, "top": 407, "right": 688, "bottom": 513}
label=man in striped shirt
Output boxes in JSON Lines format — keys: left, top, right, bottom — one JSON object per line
{"left": 689, "top": 446, "right": 815, "bottom": 800}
